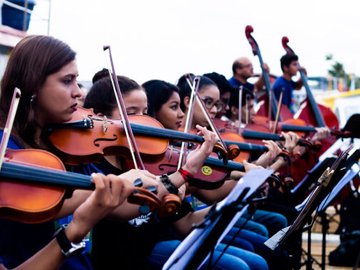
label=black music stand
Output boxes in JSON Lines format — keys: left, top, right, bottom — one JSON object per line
{"left": 162, "top": 169, "right": 273, "bottom": 270}
{"left": 265, "top": 147, "right": 351, "bottom": 270}
{"left": 314, "top": 149, "right": 360, "bottom": 270}
{"left": 291, "top": 156, "right": 336, "bottom": 205}
{"left": 265, "top": 147, "right": 352, "bottom": 269}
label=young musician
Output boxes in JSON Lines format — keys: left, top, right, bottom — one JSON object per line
{"left": 272, "top": 53, "right": 304, "bottom": 113}
{"left": 84, "top": 75, "right": 268, "bottom": 270}
{"left": 0, "top": 36, "right": 216, "bottom": 270}
{"left": 0, "top": 35, "right": 166, "bottom": 270}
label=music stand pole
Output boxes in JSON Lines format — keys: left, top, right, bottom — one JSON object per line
{"left": 320, "top": 211, "right": 329, "bottom": 270}
{"left": 306, "top": 225, "right": 313, "bottom": 270}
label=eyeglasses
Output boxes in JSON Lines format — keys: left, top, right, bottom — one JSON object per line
{"left": 201, "top": 97, "right": 224, "bottom": 112}
{"left": 239, "top": 63, "right": 253, "bottom": 69}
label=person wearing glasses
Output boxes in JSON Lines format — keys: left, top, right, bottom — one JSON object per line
{"left": 143, "top": 77, "right": 269, "bottom": 270}
{"left": 177, "top": 74, "right": 224, "bottom": 130}
{"left": 228, "top": 57, "right": 269, "bottom": 94}
{"left": 176, "top": 73, "right": 294, "bottom": 269}
{"left": 203, "top": 72, "right": 233, "bottom": 119}
{"left": 84, "top": 75, "right": 264, "bottom": 270}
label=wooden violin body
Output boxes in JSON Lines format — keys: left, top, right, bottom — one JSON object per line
{"left": 48, "top": 108, "right": 169, "bottom": 165}
{"left": 0, "top": 149, "right": 65, "bottom": 223}
{"left": 0, "top": 148, "right": 162, "bottom": 224}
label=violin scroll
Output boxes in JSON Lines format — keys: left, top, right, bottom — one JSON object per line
{"left": 226, "top": 144, "right": 241, "bottom": 161}
{"left": 127, "top": 187, "right": 161, "bottom": 212}
{"left": 332, "top": 129, "right": 353, "bottom": 139}
{"left": 212, "top": 142, "right": 241, "bottom": 165}
{"left": 158, "top": 194, "right": 182, "bottom": 218}
{"left": 309, "top": 140, "right": 323, "bottom": 152}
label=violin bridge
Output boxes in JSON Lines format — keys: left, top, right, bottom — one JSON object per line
{"left": 102, "top": 115, "right": 108, "bottom": 133}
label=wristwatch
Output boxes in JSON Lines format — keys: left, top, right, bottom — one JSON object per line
{"left": 54, "top": 224, "right": 86, "bottom": 257}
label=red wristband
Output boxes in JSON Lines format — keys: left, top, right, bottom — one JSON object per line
{"left": 178, "top": 168, "right": 194, "bottom": 182}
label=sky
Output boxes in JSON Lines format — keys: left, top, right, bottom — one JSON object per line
{"left": 27, "top": 0, "right": 360, "bottom": 86}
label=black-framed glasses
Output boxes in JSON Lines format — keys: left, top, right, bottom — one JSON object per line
{"left": 201, "top": 97, "right": 224, "bottom": 112}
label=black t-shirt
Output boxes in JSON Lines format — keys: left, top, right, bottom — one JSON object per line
{"left": 71, "top": 158, "right": 193, "bottom": 270}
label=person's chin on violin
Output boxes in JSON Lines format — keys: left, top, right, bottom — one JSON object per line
{"left": 83, "top": 74, "right": 254, "bottom": 270}
{"left": 0, "top": 36, "right": 218, "bottom": 270}
{"left": 0, "top": 35, "right": 167, "bottom": 270}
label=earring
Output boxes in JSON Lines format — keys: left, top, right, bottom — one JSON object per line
{"left": 30, "top": 94, "right": 37, "bottom": 103}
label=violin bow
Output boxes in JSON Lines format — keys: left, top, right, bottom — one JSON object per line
{"left": 176, "top": 74, "right": 200, "bottom": 170}
{"left": 185, "top": 75, "right": 233, "bottom": 163}
{"left": 103, "top": 46, "right": 145, "bottom": 170}
{"left": 272, "top": 89, "right": 284, "bottom": 133}
{"left": 237, "top": 85, "right": 243, "bottom": 134}
{"left": 245, "top": 25, "right": 280, "bottom": 122}
{"left": 245, "top": 94, "right": 250, "bottom": 125}
{"left": 0, "top": 88, "right": 21, "bottom": 171}
{"left": 281, "top": 36, "right": 326, "bottom": 127}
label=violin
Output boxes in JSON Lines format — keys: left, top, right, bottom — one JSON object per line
{"left": 280, "top": 122, "right": 353, "bottom": 139}
{"left": 47, "top": 107, "right": 232, "bottom": 166}
{"left": 0, "top": 148, "right": 161, "bottom": 224}
{"left": 131, "top": 145, "right": 245, "bottom": 190}
{"left": 48, "top": 108, "right": 268, "bottom": 190}
{"left": 214, "top": 117, "right": 319, "bottom": 153}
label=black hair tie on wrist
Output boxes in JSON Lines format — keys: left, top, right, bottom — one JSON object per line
{"left": 160, "top": 174, "right": 178, "bottom": 195}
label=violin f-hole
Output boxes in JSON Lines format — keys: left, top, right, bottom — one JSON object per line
{"left": 93, "top": 134, "right": 118, "bottom": 147}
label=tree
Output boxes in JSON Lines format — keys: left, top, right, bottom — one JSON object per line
{"left": 325, "top": 54, "right": 356, "bottom": 90}
{"left": 326, "top": 54, "right": 346, "bottom": 78}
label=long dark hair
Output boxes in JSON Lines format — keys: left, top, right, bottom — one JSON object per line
{"left": 142, "top": 80, "right": 180, "bottom": 117}
{"left": 0, "top": 35, "right": 76, "bottom": 147}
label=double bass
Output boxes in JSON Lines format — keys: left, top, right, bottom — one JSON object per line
{"left": 245, "top": 25, "right": 293, "bottom": 121}
{"left": 281, "top": 36, "right": 340, "bottom": 154}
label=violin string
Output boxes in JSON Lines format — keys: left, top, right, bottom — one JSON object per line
{"left": 2, "top": 162, "right": 93, "bottom": 189}
{"left": 130, "top": 122, "right": 203, "bottom": 143}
